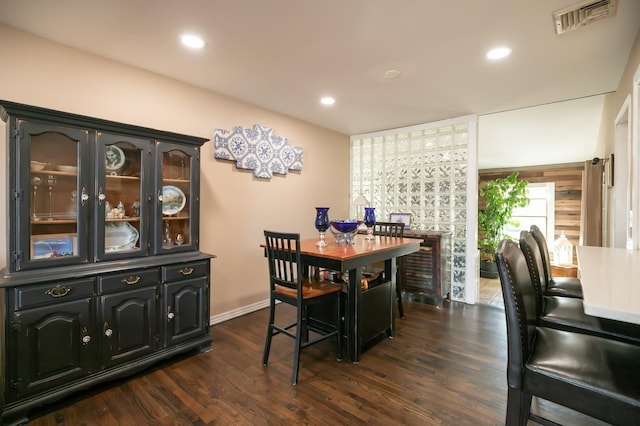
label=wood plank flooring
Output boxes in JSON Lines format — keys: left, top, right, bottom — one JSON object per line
{"left": 479, "top": 277, "right": 504, "bottom": 308}
{"left": 27, "top": 300, "right": 607, "bottom": 425}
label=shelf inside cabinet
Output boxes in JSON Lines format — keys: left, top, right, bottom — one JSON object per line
{"left": 162, "top": 178, "right": 190, "bottom": 184}
{"left": 162, "top": 215, "right": 189, "bottom": 221}
{"left": 31, "top": 218, "right": 77, "bottom": 224}
{"left": 106, "top": 217, "right": 141, "bottom": 223}
{"left": 105, "top": 174, "right": 141, "bottom": 181}
{"left": 31, "top": 170, "right": 77, "bottom": 177}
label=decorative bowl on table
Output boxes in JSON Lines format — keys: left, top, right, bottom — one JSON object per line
{"left": 330, "top": 219, "right": 362, "bottom": 245}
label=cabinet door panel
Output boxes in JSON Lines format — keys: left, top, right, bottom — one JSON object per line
{"left": 94, "top": 133, "right": 153, "bottom": 261}
{"left": 9, "top": 298, "right": 96, "bottom": 400}
{"left": 163, "top": 277, "right": 208, "bottom": 347}
{"left": 14, "top": 120, "right": 91, "bottom": 271}
{"left": 100, "top": 286, "right": 158, "bottom": 368}
{"left": 155, "top": 143, "right": 200, "bottom": 254}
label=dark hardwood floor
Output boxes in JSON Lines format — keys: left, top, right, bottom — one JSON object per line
{"left": 27, "top": 300, "right": 608, "bottom": 425}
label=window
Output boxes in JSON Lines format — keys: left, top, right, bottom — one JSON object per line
{"left": 503, "top": 182, "right": 555, "bottom": 244}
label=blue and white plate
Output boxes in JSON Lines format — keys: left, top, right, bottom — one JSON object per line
{"left": 105, "top": 222, "right": 139, "bottom": 252}
{"left": 162, "top": 185, "right": 186, "bottom": 216}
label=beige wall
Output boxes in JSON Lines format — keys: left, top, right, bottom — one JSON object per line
{"left": 598, "top": 29, "right": 640, "bottom": 156}
{"left": 0, "top": 25, "right": 350, "bottom": 317}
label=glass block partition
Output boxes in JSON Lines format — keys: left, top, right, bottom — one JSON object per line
{"left": 350, "top": 117, "right": 477, "bottom": 302}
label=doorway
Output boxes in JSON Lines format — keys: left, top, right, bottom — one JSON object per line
{"left": 479, "top": 277, "right": 503, "bottom": 309}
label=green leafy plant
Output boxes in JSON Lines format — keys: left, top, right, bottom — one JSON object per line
{"left": 478, "top": 171, "right": 530, "bottom": 261}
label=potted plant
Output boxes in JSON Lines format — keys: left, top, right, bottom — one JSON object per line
{"left": 478, "top": 171, "right": 529, "bottom": 278}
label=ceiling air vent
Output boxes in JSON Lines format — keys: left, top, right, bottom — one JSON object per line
{"left": 553, "top": 0, "right": 618, "bottom": 35}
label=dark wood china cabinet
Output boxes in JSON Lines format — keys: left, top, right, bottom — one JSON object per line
{"left": 0, "top": 100, "right": 214, "bottom": 425}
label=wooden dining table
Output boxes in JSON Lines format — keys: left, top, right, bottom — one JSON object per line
{"left": 576, "top": 245, "right": 640, "bottom": 324}
{"left": 297, "top": 235, "right": 421, "bottom": 363}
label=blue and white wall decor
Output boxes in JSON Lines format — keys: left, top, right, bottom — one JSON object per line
{"left": 214, "top": 124, "right": 303, "bottom": 179}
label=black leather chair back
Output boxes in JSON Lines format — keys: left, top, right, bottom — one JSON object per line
{"left": 530, "top": 224, "right": 553, "bottom": 284}
{"left": 519, "top": 230, "right": 546, "bottom": 317}
{"left": 495, "top": 239, "right": 538, "bottom": 389}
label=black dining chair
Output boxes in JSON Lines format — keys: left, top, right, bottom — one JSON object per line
{"left": 530, "top": 224, "right": 583, "bottom": 298}
{"left": 373, "top": 221, "right": 405, "bottom": 237}
{"left": 262, "top": 230, "right": 342, "bottom": 385}
{"left": 495, "top": 238, "right": 640, "bottom": 425}
{"left": 371, "top": 221, "right": 406, "bottom": 318}
{"left": 519, "top": 230, "right": 640, "bottom": 345}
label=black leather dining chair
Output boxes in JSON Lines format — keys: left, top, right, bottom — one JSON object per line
{"left": 530, "top": 224, "right": 583, "bottom": 298}
{"left": 495, "top": 238, "right": 640, "bottom": 425}
{"left": 519, "top": 230, "right": 640, "bottom": 345}
{"left": 371, "top": 221, "right": 405, "bottom": 318}
{"left": 262, "top": 230, "right": 342, "bottom": 385}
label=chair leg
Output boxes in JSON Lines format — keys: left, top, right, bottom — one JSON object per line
{"left": 301, "top": 306, "right": 309, "bottom": 343}
{"left": 292, "top": 306, "right": 305, "bottom": 386}
{"left": 262, "top": 299, "right": 276, "bottom": 366}
{"left": 506, "top": 388, "right": 532, "bottom": 426}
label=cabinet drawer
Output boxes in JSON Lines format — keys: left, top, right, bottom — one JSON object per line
{"left": 98, "top": 268, "right": 160, "bottom": 293}
{"left": 162, "top": 261, "right": 209, "bottom": 283}
{"left": 14, "top": 278, "right": 95, "bottom": 310}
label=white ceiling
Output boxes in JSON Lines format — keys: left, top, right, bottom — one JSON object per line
{"left": 0, "top": 0, "right": 638, "bottom": 169}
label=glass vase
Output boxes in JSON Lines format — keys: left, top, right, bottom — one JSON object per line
{"left": 315, "top": 207, "right": 330, "bottom": 247}
{"left": 364, "top": 207, "right": 376, "bottom": 240}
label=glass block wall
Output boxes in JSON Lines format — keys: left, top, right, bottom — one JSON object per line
{"left": 350, "top": 117, "right": 477, "bottom": 301}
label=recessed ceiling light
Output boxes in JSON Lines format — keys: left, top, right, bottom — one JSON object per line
{"left": 320, "top": 97, "right": 335, "bottom": 105}
{"left": 486, "top": 46, "right": 512, "bottom": 60}
{"left": 383, "top": 69, "right": 401, "bottom": 79}
{"left": 181, "top": 34, "right": 205, "bottom": 49}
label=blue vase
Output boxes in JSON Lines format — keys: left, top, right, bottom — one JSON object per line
{"left": 364, "top": 207, "right": 376, "bottom": 240}
{"left": 315, "top": 207, "right": 330, "bottom": 247}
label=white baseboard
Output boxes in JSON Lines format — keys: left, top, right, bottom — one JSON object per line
{"left": 209, "top": 298, "right": 271, "bottom": 325}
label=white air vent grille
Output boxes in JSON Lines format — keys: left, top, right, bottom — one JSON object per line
{"left": 553, "top": 0, "right": 618, "bottom": 35}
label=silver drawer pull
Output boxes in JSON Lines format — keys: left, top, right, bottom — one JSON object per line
{"left": 81, "top": 326, "right": 91, "bottom": 346}
{"left": 121, "top": 275, "right": 141, "bottom": 285}
{"left": 45, "top": 285, "right": 71, "bottom": 298}
{"left": 103, "top": 322, "right": 113, "bottom": 338}
{"left": 81, "top": 187, "right": 89, "bottom": 206}
{"left": 179, "top": 267, "right": 194, "bottom": 276}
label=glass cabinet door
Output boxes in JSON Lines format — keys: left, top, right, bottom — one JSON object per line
{"left": 15, "top": 121, "right": 90, "bottom": 271}
{"left": 155, "top": 142, "right": 200, "bottom": 254}
{"left": 94, "top": 133, "right": 152, "bottom": 261}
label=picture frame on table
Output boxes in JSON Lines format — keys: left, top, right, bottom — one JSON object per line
{"left": 31, "top": 233, "right": 77, "bottom": 259}
{"left": 389, "top": 212, "right": 411, "bottom": 229}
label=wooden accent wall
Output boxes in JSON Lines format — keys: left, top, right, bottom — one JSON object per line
{"left": 479, "top": 164, "right": 583, "bottom": 263}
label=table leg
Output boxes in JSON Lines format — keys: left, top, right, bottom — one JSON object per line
{"left": 387, "top": 257, "right": 397, "bottom": 337}
{"left": 346, "top": 267, "right": 362, "bottom": 363}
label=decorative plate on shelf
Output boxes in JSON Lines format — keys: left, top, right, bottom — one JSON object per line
{"left": 104, "top": 221, "right": 139, "bottom": 252}
{"left": 105, "top": 145, "right": 126, "bottom": 171}
{"left": 162, "top": 185, "right": 186, "bottom": 216}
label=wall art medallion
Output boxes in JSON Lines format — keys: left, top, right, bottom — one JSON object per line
{"left": 214, "top": 124, "right": 303, "bottom": 179}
